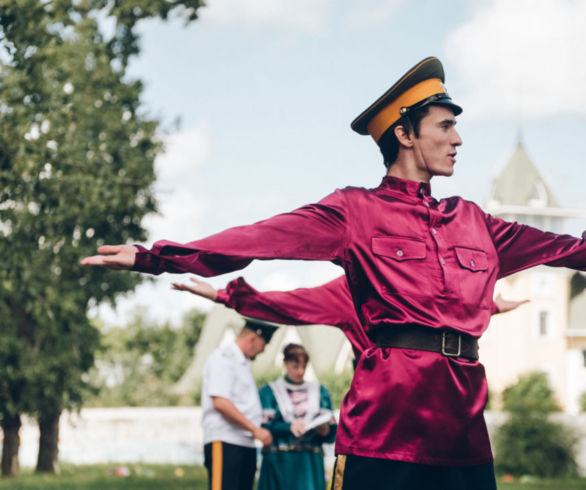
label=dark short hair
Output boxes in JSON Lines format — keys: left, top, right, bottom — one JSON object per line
{"left": 283, "top": 343, "right": 309, "bottom": 364}
{"left": 378, "top": 105, "right": 431, "bottom": 169}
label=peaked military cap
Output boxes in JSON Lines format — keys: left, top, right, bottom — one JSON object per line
{"left": 351, "top": 57, "right": 462, "bottom": 143}
{"left": 242, "top": 316, "right": 280, "bottom": 343}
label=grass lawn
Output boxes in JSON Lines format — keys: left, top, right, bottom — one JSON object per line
{"left": 1, "top": 466, "right": 586, "bottom": 489}
{"left": 0, "top": 464, "right": 208, "bottom": 489}
{"left": 499, "top": 477, "right": 586, "bottom": 489}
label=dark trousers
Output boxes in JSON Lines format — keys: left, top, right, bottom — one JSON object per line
{"left": 331, "top": 454, "right": 497, "bottom": 490}
{"left": 203, "top": 441, "right": 257, "bottom": 490}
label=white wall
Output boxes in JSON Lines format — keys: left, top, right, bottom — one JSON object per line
{"left": 16, "top": 407, "right": 586, "bottom": 476}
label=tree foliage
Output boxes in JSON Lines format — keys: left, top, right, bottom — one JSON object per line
{"left": 87, "top": 308, "right": 205, "bottom": 407}
{"left": 0, "top": 0, "right": 204, "bottom": 473}
{"left": 501, "top": 370, "right": 559, "bottom": 415}
{"left": 318, "top": 369, "right": 354, "bottom": 409}
{"left": 495, "top": 372, "right": 577, "bottom": 478}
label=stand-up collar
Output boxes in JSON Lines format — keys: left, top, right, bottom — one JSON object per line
{"left": 379, "top": 175, "right": 432, "bottom": 199}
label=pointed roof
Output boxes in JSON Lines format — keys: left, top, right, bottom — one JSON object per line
{"left": 488, "top": 141, "right": 558, "bottom": 208}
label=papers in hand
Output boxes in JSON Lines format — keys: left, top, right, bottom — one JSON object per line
{"left": 302, "top": 412, "right": 333, "bottom": 434}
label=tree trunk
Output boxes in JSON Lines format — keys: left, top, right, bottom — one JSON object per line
{"left": 1, "top": 413, "right": 21, "bottom": 477}
{"left": 35, "top": 408, "right": 61, "bottom": 474}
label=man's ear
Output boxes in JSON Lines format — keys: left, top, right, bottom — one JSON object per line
{"left": 394, "top": 124, "right": 414, "bottom": 148}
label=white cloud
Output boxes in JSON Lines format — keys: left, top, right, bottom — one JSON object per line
{"left": 143, "top": 190, "right": 207, "bottom": 244}
{"left": 259, "top": 272, "right": 300, "bottom": 291}
{"left": 199, "top": 0, "right": 333, "bottom": 33}
{"left": 344, "top": 0, "right": 404, "bottom": 29}
{"left": 155, "top": 123, "right": 210, "bottom": 183}
{"left": 445, "top": 0, "right": 586, "bottom": 119}
{"left": 144, "top": 123, "right": 211, "bottom": 243}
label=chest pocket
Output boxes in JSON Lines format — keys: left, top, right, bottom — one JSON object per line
{"left": 371, "top": 235, "right": 429, "bottom": 296}
{"left": 454, "top": 246, "right": 488, "bottom": 272}
{"left": 452, "top": 246, "right": 490, "bottom": 308}
{"left": 371, "top": 236, "right": 426, "bottom": 261}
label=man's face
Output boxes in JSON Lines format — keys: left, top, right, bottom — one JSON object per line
{"left": 411, "top": 105, "right": 462, "bottom": 179}
{"left": 246, "top": 334, "right": 267, "bottom": 360}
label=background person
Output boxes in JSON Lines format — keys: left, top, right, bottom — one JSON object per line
{"left": 256, "top": 343, "right": 337, "bottom": 490}
{"left": 201, "top": 317, "right": 277, "bottom": 490}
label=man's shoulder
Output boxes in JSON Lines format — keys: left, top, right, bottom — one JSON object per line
{"left": 440, "top": 195, "right": 484, "bottom": 211}
{"left": 207, "top": 343, "right": 239, "bottom": 366}
{"left": 331, "top": 184, "right": 378, "bottom": 200}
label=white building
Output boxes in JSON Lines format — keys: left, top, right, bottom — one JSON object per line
{"left": 481, "top": 140, "right": 586, "bottom": 412}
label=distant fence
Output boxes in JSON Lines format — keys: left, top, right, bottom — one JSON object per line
{"left": 17, "top": 408, "right": 586, "bottom": 475}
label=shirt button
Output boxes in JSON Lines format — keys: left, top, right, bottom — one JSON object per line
{"left": 396, "top": 249, "right": 404, "bottom": 257}
{"left": 470, "top": 259, "right": 476, "bottom": 267}
{"left": 440, "top": 257, "right": 446, "bottom": 265}
{"left": 432, "top": 228, "right": 437, "bottom": 235}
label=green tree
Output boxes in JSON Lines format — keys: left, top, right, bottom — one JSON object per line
{"left": 495, "top": 372, "right": 577, "bottom": 478}
{"left": 88, "top": 308, "right": 205, "bottom": 407}
{"left": 318, "top": 369, "right": 354, "bottom": 408}
{"left": 0, "top": 0, "right": 203, "bottom": 475}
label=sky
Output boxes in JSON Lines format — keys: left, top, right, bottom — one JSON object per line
{"left": 95, "top": 0, "right": 586, "bottom": 326}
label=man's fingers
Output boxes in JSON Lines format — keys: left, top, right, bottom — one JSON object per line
{"left": 97, "top": 245, "right": 125, "bottom": 254}
{"left": 80, "top": 255, "right": 107, "bottom": 266}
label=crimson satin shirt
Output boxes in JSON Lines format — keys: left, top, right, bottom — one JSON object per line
{"left": 134, "top": 175, "right": 586, "bottom": 465}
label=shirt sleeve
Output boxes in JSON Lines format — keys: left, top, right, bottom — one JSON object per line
{"left": 205, "top": 352, "right": 234, "bottom": 399}
{"left": 216, "top": 276, "right": 373, "bottom": 356}
{"left": 259, "top": 385, "right": 292, "bottom": 437}
{"left": 484, "top": 214, "right": 586, "bottom": 278}
{"left": 490, "top": 301, "right": 499, "bottom": 315}
{"left": 132, "top": 190, "right": 348, "bottom": 276}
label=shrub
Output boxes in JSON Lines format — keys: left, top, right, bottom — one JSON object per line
{"left": 495, "top": 414, "right": 577, "bottom": 477}
{"left": 494, "top": 371, "right": 578, "bottom": 478}
{"left": 501, "top": 371, "right": 558, "bottom": 415}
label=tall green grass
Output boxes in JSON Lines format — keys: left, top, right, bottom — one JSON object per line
{"left": 0, "top": 464, "right": 208, "bottom": 489}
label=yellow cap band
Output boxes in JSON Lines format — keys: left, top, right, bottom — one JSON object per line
{"left": 366, "top": 78, "right": 446, "bottom": 143}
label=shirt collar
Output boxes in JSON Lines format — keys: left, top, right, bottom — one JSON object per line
{"left": 378, "top": 175, "right": 435, "bottom": 203}
{"left": 379, "top": 175, "right": 432, "bottom": 198}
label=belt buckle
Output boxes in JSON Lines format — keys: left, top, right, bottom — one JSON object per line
{"left": 441, "top": 331, "right": 462, "bottom": 357}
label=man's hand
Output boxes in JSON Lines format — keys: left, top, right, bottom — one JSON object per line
{"left": 494, "top": 294, "right": 529, "bottom": 314}
{"left": 290, "top": 420, "right": 306, "bottom": 438}
{"left": 172, "top": 277, "right": 218, "bottom": 301}
{"left": 80, "top": 245, "right": 138, "bottom": 270}
{"left": 253, "top": 427, "right": 273, "bottom": 447}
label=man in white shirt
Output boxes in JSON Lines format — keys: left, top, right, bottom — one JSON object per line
{"left": 202, "top": 316, "right": 278, "bottom": 490}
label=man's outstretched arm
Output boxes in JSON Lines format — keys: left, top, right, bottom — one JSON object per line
{"left": 81, "top": 190, "right": 348, "bottom": 276}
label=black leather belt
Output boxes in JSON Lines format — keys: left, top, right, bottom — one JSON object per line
{"left": 374, "top": 326, "right": 479, "bottom": 361}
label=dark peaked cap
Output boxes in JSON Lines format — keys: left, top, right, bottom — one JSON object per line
{"left": 242, "top": 316, "right": 280, "bottom": 343}
{"left": 351, "top": 57, "right": 462, "bottom": 144}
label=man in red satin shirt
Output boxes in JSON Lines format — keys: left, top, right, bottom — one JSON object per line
{"left": 81, "top": 57, "right": 586, "bottom": 489}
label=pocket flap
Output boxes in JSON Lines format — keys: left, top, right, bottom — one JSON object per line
{"left": 454, "top": 247, "right": 488, "bottom": 271}
{"left": 372, "top": 236, "right": 426, "bottom": 261}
